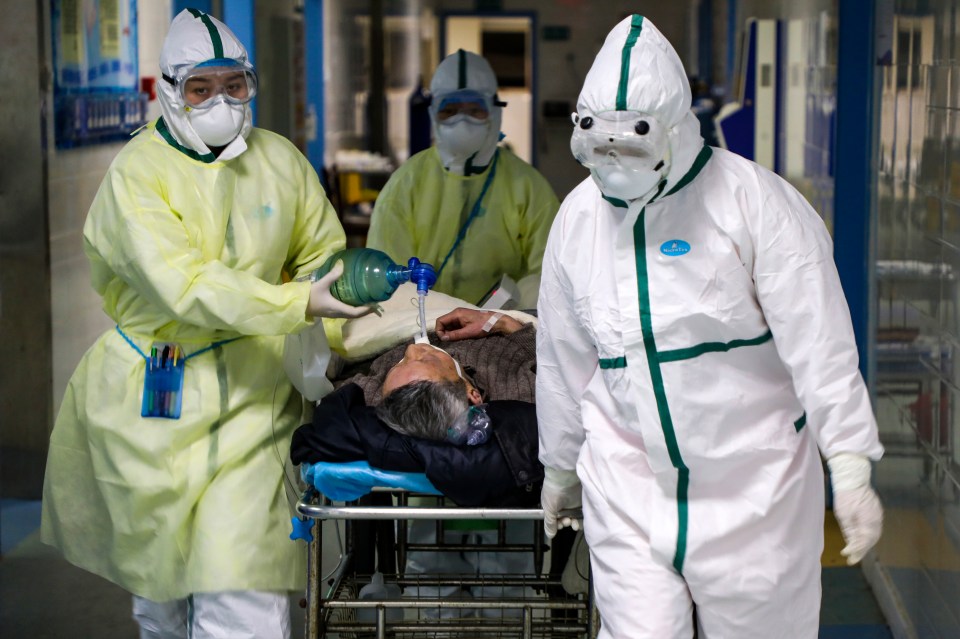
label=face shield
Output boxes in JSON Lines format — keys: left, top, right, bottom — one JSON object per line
{"left": 570, "top": 110, "right": 668, "bottom": 172}
{"left": 163, "top": 58, "right": 258, "bottom": 110}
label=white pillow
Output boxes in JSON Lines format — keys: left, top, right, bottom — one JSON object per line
{"left": 340, "top": 282, "right": 537, "bottom": 362}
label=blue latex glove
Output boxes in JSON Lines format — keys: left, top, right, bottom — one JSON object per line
{"left": 300, "top": 460, "right": 441, "bottom": 501}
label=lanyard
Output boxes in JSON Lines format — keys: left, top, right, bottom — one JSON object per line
{"left": 115, "top": 326, "right": 242, "bottom": 362}
{"left": 435, "top": 149, "right": 500, "bottom": 281}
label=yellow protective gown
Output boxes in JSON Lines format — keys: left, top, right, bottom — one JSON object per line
{"left": 41, "top": 120, "right": 344, "bottom": 601}
{"left": 366, "top": 146, "right": 559, "bottom": 307}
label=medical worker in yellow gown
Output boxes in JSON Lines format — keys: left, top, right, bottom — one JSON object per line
{"left": 40, "top": 10, "right": 368, "bottom": 639}
{"left": 366, "top": 49, "right": 559, "bottom": 308}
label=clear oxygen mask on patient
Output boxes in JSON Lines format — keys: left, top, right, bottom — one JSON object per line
{"left": 446, "top": 404, "right": 492, "bottom": 446}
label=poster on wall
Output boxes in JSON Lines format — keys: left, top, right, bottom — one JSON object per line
{"left": 51, "top": 0, "right": 146, "bottom": 148}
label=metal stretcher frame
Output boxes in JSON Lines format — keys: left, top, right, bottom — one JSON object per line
{"left": 297, "top": 487, "right": 600, "bottom": 639}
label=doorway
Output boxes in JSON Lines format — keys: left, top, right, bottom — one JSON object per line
{"left": 440, "top": 12, "right": 537, "bottom": 165}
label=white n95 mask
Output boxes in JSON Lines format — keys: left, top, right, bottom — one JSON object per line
{"left": 436, "top": 120, "right": 490, "bottom": 165}
{"left": 188, "top": 100, "right": 246, "bottom": 147}
{"left": 590, "top": 164, "right": 664, "bottom": 202}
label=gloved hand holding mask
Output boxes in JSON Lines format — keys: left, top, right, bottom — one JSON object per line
{"left": 827, "top": 453, "right": 883, "bottom": 565}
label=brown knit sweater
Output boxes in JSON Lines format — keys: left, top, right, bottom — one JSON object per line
{"left": 335, "top": 324, "right": 537, "bottom": 405}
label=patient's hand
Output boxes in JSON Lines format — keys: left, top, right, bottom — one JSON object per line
{"left": 436, "top": 308, "right": 523, "bottom": 341}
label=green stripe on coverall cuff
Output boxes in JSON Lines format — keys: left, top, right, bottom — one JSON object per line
{"left": 599, "top": 356, "right": 627, "bottom": 369}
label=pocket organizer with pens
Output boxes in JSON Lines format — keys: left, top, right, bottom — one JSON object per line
{"left": 141, "top": 342, "right": 185, "bottom": 419}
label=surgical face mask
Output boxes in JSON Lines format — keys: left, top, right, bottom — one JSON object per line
{"left": 188, "top": 99, "right": 246, "bottom": 147}
{"left": 436, "top": 119, "right": 490, "bottom": 162}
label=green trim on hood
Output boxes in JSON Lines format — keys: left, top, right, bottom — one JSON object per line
{"left": 659, "top": 330, "right": 773, "bottom": 363}
{"left": 188, "top": 8, "right": 224, "bottom": 59}
{"left": 156, "top": 117, "right": 217, "bottom": 163}
{"left": 616, "top": 15, "right": 644, "bottom": 111}
{"left": 458, "top": 49, "right": 467, "bottom": 90}
{"left": 633, "top": 208, "right": 688, "bottom": 574}
{"left": 662, "top": 146, "right": 712, "bottom": 198}
{"left": 602, "top": 194, "right": 629, "bottom": 209}
{"left": 601, "top": 178, "right": 666, "bottom": 209}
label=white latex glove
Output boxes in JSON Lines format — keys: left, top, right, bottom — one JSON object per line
{"left": 306, "top": 261, "right": 375, "bottom": 319}
{"left": 828, "top": 453, "right": 883, "bottom": 565}
{"left": 541, "top": 467, "right": 583, "bottom": 539}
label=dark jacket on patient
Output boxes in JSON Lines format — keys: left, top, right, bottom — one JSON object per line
{"left": 290, "top": 324, "right": 543, "bottom": 507}
{"left": 290, "top": 384, "right": 543, "bottom": 507}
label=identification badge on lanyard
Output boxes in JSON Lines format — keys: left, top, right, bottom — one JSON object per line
{"left": 141, "top": 342, "right": 185, "bottom": 419}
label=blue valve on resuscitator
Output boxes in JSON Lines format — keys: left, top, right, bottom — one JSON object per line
{"left": 407, "top": 257, "right": 437, "bottom": 293}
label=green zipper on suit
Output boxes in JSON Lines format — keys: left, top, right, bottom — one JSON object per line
{"left": 631, "top": 146, "right": 712, "bottom": 574}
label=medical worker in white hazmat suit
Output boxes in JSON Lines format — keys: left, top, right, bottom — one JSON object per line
{"left": 536, "top": 15, "right": 884, "bottom": 638}
{"left": 41, "top": 9, "right": 368, "bottom": 639}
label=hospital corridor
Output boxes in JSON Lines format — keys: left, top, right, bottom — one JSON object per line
{"left": 2, "top": 1, "right": 959, "bottom": 638}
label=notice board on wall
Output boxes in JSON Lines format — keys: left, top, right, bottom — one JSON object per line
{"left": 51, "top": 0, "right": 146, "bottom": 148}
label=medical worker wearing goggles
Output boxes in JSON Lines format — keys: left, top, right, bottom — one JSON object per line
{"left": 366, "top": 50, "right": 559, "bottom": 308}
{"left": 40, "top": 10, "right": 369, "bottom": 639}
{"left": 536, "top": 15, "right": 883, "bottom": 638}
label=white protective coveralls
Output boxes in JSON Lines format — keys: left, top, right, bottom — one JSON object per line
{"left": 41, "top": 9, "right": 342, "bottom": 618}
{"left": 536, "top": 15, "right": 884, "bottom": 638}
{"left": 367, "top": 50, "right": 559, "bottom": 308}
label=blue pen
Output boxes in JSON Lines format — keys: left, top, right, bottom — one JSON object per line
{"left": 160, "top": 346, "right": 171, "bottom": 415}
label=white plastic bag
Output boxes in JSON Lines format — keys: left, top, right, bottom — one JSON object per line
{"left": 282, "top": 321, "right": 335, "bottom": 402}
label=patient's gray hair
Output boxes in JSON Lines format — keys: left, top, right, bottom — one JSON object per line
{"left": 376, "top": 379, "right": 470, "bottom": 441}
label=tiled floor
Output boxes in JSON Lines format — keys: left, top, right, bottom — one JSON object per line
{"left": 0, "top": 503, "right": 309, "bottom": 639}
{"left": 1, "top": 500, "right": 891, "bottom": 638}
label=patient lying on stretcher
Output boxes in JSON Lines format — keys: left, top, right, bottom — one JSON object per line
{"left": 289, "top": 286, "right": 543, "bottom": 507}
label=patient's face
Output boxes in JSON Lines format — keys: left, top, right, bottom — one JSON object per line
{"left": 382, "top": 343, "right": 464, "bottom": 396}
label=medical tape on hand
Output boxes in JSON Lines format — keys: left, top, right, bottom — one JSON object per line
{"left": 482, "top": 312, "right": 503, "bottom": 333}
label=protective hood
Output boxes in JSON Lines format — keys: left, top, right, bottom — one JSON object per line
{"left": 576, "top": 15, "right": 702, "bottom": 203}
{"left": 156, "top": 9, "right": 253, "bottom": 162}
{"left": 430, "top": 50, "right": 503, "bottom": 175}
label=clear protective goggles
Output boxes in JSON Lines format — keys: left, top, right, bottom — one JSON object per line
{"left": 570, "top": 110, "right": 668, "bottom": 172}
{"left": 430, "top": 89, "right": 501, "bottom": 124}
{"left": 163, "top": 58, "right": 258, "bottom": 110}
